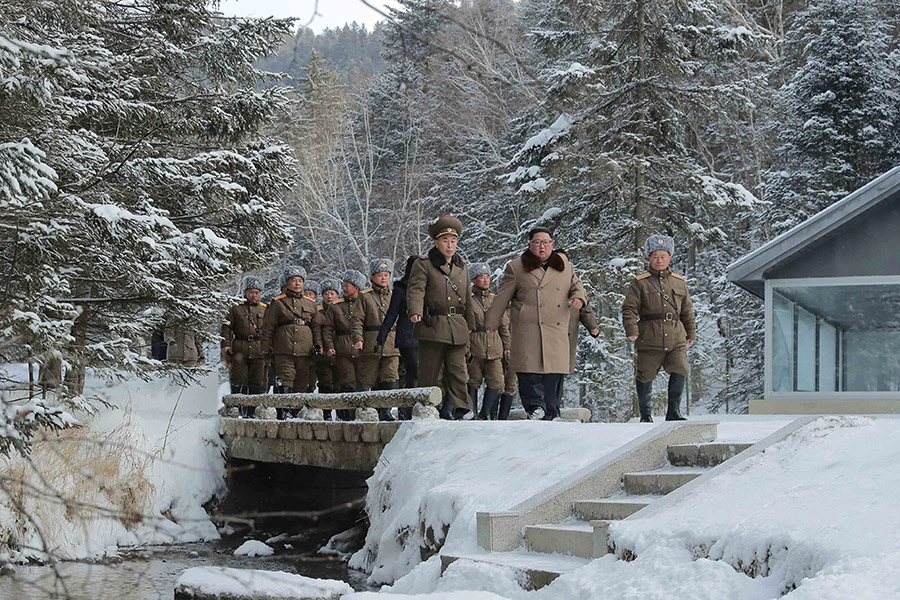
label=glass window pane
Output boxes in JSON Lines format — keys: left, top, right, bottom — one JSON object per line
{"left": 772, "top": 293, "right": 794, "bottom": 392}
{"left": 819, "top": 321, "right": 837, "bottom": 391}
{"left": 796, "top": 308, "right": 816, "bottom": 391}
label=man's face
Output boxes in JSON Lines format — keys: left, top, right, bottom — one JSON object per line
{"left": 303, "top": 290, "right": 317, "bottom": 302}
{"left": 322, "top": 289, "right": 339, "bottom": 305}
{"left": 529, "top": 232, "right": 554, "bottom": 261}
{"left": 649, "top": 250, "right": 672, "bottom": 271}
{"left": 342, "top": 282, "right": 359, "bottom": 298}
{"left": 286, "top": 277, "right": 304, "bottom": 293}
{"left": 434, "top": 234, "right": 458, "bottom": 260}
{"left": 473, "top": 274, "right": 490, "bottom": 289}
{"left": 244, "top": 289, "right": 261, "bottom": 304}
{"left": 372, "top": 271, "right": 391, "bottom": 288}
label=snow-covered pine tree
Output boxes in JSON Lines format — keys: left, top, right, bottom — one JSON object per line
{"left": 0, "top": 0, "right": 294, "bottom": 405}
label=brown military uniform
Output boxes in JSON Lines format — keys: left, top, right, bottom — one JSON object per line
{"left": 222, "top": 300, "right": 268, "bottom": 391}
{"left": 165, "top": 327, "right": 205, "bottom": 366}
{"left": 352, "top": 285, "right": 400, "bottom": 389}
{"left": 622, "top": 268, "right": 696, "bottom": 382}
{"left": 407, "top": 248, "right": 472, "bottom": 412}
{"left": 312, "top": 306, "right": 337, "bottom": 392}
{"left": 466, "top": 289, "right": 510, "bottom": 390}
{"left": 260, "top": 290, "right": 319, "bottom": 391}
{"left": 322, "top": 297, "right": 361, "bottom": 391}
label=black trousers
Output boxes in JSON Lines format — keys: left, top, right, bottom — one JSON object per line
{"left": 517, "top": 372, "right": 565, "bottom": 420}
{"left": 399, "top": 346, "right": 419, "bottom": 389}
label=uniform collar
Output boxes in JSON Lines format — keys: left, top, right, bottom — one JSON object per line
{"left": 649, "top": 267, "right": 671, "bottom": 278}
{"left": 286, "top": 289, "right": 303, "bottom": 298}
{"left": 473, "top": 287, "right": 490, "bottom": 297}
{"left": 373, "top": 284, "right": 389, "bottom": 295}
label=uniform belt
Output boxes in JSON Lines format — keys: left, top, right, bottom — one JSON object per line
{"left": 364, "top": 326, "right": 381, "bottom": 332}
{"left": 472, "top": 326, "right": 488, "bottom": 333}
{"left": 235, "top": 335, "right": 257, "bottom": 341}
{"left": 335, "top": 329, "right": 351, "bottom": 335}
{"left": 429, "top": 306, "right": 465, "bottom": 316}
{"left": 641, "top": 313, "right": 675, "bottom": 322}
{"left": 293, "top": 318, "right": 308, "bottom": 326}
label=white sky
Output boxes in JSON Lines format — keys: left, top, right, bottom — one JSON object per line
{"left": 216, "top": 0, "right": 401, "bottom": 33}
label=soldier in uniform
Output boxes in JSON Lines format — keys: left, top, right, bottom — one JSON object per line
{"left": 315, "top": 278, "right": 341, "bottom": 399}
{"left": 303, "top": 280, "right": 320, "bottom": 304}
{"left": 261, "top": 266, "right": 319, "bottom": 417}
{"left": 407, "top": 216, "right": 474, "bottom": 420}
{"left": 303, "top": 280, "right": 321, "bottom": 393}
{"left": 222, "top": 275, "right": 268, "bottom": 416}
{"left": 322, "top": 270, "right": 368, "bottom": 420}
{"left": 622, "top": 234, "right": 696, "bottom": 422}
{"left": 352, "top": 259, "right": 401, "bottom": 421}
{"left": 466, "top": 263, "right": 510, "bottom": 420}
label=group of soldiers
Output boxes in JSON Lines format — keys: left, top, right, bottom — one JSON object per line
{"left": 221, "top": 215, "right": 696, "bottom": 422}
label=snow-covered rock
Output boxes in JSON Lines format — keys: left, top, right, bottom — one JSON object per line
{"left": 175, "top": 566, "right": 352, "bottom": 599}
{"left": 233, "top": 540, "right": 274, "bottom": 557}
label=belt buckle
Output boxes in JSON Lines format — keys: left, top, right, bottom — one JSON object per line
{"left": 247, "top": 335, "right": 255, "bottom": 341}
{"left": 295, "top": 318, "right": 305, "bottom": 325}
{"left": 664, "top": 312, "right": 674, "bottom": 322}
{"left": 448, "top": 306, "right": 457, "bottom": 315}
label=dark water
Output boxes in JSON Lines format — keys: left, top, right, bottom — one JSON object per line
{"left": 0, "top": 537, "right": 376, "bottom": 599}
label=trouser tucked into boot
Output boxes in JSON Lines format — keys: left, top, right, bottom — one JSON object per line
{"left": 636, "top": 379, "right": 653, "bottom": 422}
{"left": 479, "top": 387, "right": 501, "bottom": 420}
{"left": 498, "top": 394, "right": 513, "bottom": 420}
{"left": 666, "top": 373, "right": 687, "bottom": 421}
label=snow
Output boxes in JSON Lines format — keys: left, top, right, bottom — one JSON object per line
{"left": 0, "top": 370, "right": 225, "bottom": 561}
{"left": 176, "top": 566, "right": 353, "bottom": 598}
{"left": 518, "top": 114, "right": 574, "bottom": 156}
{"left": 349, "top": 421, "right": 649, "bottom": 584}
{"left": 234, "top": 540, "right": 275, "bottom": 557}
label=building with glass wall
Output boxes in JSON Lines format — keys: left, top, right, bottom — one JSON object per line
{"left": 728, "top": 166, "right": 900, "bottom": 414}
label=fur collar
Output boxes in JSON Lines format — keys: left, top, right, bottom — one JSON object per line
{"left": 428, "top": 246, "right": 465, "bottom": 269}
{"left": 521, "top": 249, "right": 565, "bottom": 272}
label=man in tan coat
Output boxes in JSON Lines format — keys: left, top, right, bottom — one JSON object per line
{"left": 353, "top": 258, "right": 400, "bottom": 421}
{"left": 260, "top": 266, "right": 319, "bottom": 411}
{"left": 322, "top": 270, "right": 367, "bottom": 420}
{"left": 407, "top": 216, "right": 474, "bottom": 420}
{"left": 622, "top": 234, "right": 696, "bottom": 422}
{"left": 484, "top": 227, "right": 587, "bottom": 420}
{"left": 465, "top": 263, "right": 510, "bottom": 420}
{"left": 222, "top": 276, "right": 268, "bottom": 417}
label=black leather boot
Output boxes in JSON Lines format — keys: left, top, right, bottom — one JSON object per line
{"left": 468, "top": 386, "right": 480, "bottom": 420}
{"left": 338, "top": 386, "right": 355, "bottom": 421}
{"left": 377, "top": 381, "right": 397, "bottom": 421}
{"left": 498, "top": 394, "right": 513, "bottom": 420}
{"left": 666, "top": 374, "right": 687, "bottom": 421}
{"left": 636, "top": 380, "right": 654, "bottom": 423}
{"left": 480, "top": 388, "right": 501, "bottom": 420}
{"left": 275, "top": 385, "right": 293, "bottom": 419}
{"left": 439, "top": 398, "right": 454, "bottom": 420}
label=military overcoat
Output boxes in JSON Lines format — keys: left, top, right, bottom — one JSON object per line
{"left": 406, "top": 248, "right": 472, "bottom": 346}
{"left": 260, "top": 290, "right": 318, "bottom": 356}
{"left": 466, "top": 288, "right": 510, "bottom": 360}
{"left": 322, "top": 297, "right": 361, "bottom": 358}
{"left": 352, "top": 285, "right": 400, "bottom": 357}
{"left": 221, "top": 301, "right": 267, "bottom": 360}
{"left": 621, "top": 268, "right": 696, "bottom": 351}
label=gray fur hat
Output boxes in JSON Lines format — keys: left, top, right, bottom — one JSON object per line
{"left": 469, "top": 262, "right": 491, "bottom": 280}
{"left": 369, "top": 258, "right": 394, "bottom": 277}
{"left": 320, "top": 278, "right": 341, "bottom": 295}
{"left": 341, "top": 269, "right": 369, "bottom": 291}
{"left": 304, "top": 280, "right": 320, "bottom": 296}
{"left": 240, "top": 275, "right": 263, "bottom": 294}
{"left": 281, "top": 265, "right": 307, "bottom": 286}
{"left": 645, "top": 234, "right": 675, "bottom": 257}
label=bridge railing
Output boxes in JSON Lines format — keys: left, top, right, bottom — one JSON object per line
{"left": 218, "top": 386, "right": 443, "bottom": 421}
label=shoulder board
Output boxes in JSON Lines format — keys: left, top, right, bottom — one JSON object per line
{"left": 635, "top": 273, "right": 651, "bottom": 280}
{"left": 260, "top": 302, "right": 268, "bottom": 307}
{"left": 489, "top": 293, "right": 495, "bottom": 297}
{"left": 317, "top": 306, "right": 324, "bottom": 311}
{"left": 671, "top": 273, "right": 685, "bottom": 281}
{"left": 419, "top": 256, "right": 429, "bottom": 260}
{"left": 333, "top": 299, "right": 344, "bottom": 304}
{"left": 470, "top": 292, "right": 475, "bottom": 297}
{"left": 237, "top": 300, "right": 246, "bottom": 305}
{"left": 273, "top": 294, "right": 286, "bottom": 300}
{"left": 361, "top": 288, "right": 372, "bottom": 294}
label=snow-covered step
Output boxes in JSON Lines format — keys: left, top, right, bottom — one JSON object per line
{"left": 623, "top": 467, "right": 707, "bottom": 495}
{"left": 573, "top": 495, "right": 656, "bottom": 521}
{"left": 441, "top": 550, "right": 590, "bottom": 590}
{"left": 667, "top": 442, "right": 754, "bottom": 467}
{"left": 524, "top": 520, "right": 594, "bottom": 558}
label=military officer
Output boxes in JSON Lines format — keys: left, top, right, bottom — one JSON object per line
{"left": 352, "top": 259, "right": 401, "bottom": 421}
{"left": 303, "top": 280, "right": 322, "bottom": 393}
{"left": 407, "top": 216, "right": 474, "bottom": 420}
{"left": 466, "top": 263, "right": 510, "bottom": 420}
{"left": 622, "top": 234, "right": 696, "bottom": 422}
{"left": 303, "top": 280, "right": 320, "bottom": 304}
{"left": 222, "top": 275, "right": 268, "bottom": 416}
{"left": 314, "top": 278, "right": 341, "bottom": 398}
{"left": 322, "top": 270, "right": 368, "bottom": 420}
{"left": 261, "top": 266, "right": 319, "bottom": 417}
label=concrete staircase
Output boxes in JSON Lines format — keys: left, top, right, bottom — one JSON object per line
{"left": 518, "top": 441, "right": 752, "bottom": 560}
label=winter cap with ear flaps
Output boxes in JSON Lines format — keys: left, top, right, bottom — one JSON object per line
{"left": 240, "top": 275, "right": 263, "bottom": 294}
{"left": 645, "top": 234, "right": 675, "bottom": 257}
{"left": 304, "top": 280, "right": 320, "bottom": 295}
{"left": 281, "top": 265, "right": 307, "bottom": 285}
{"left": 369, "top": 258, "right": 394, "bottom": 277}
{"left": 469, "top": 263, "right": 491, "bottom": 280}
{"left": 341, "top": 269, "right": 369, "bottom": 291}
{"left": 320, "top": 278, "right": 341, "bottom": 294}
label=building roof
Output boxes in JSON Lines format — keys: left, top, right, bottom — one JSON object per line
{"left": 727, "top": 166, "right": 900, "bottom": 297}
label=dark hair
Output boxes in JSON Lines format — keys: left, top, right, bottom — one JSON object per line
{"left": 399, "top": 255, "right": 418, "bottom": 285}
{"left": 528, "top": 227, "right": 553, "bottom": 240}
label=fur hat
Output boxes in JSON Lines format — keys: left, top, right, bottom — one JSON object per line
{"left": 369, "top": 258, "right": 394, "bottom": 277}
{"left": 320, "top": 278, "right": 341, "bottom": 295}
{"left": 240, "top": 275, "right": 263, "bottom": 294}
{"left": 469, "top": 262, "right": 491, "bottom": 280}
{"left": 645, "top": 234, "right": 675, "bottom": 257}
{"left": 341, "top": 269, "right": 369, "bottom": 291}
{"left": 281, "top": 265, "right": 307, "bottom": 286}
{"left": 304, "top": 280, "right": 320, "bottom": 296}
{"left": 427, "top": 216, "right": 463, "bottom": 240}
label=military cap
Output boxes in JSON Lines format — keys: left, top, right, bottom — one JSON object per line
{"left": 240, "top": 275, "right": 263, "bottom": 294}
{"left": 341, "top": 269, "right": 369, "bottom": 291}
{"left": 369, "top": 258, "right": 394, "bottom": 277}
{"left": 281, "top": 265, "right": 307, "bottom": 285}
{"left": 320, "top": 278, "right": 341, "bottom": 295}
{"left": 427, "top": 215, "right": 463, "bottom": 240}
{"left": 304, "top": 280, "right": 320, "bottom": 295}
{"left": 645, "top": 234, "right": 675, "bottom": 257}
{"left": 469, "top": 262, "right": 491, "bottom": 280}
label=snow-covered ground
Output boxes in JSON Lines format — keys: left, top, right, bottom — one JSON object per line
{"left": 0, "top": 370, "right": 226, "bottom": 561}
{"left": 176, "top": 566, "right": 353, "bottom": 599}
{"left": 349, "top": 415, "right": 900, "bottom": 600}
